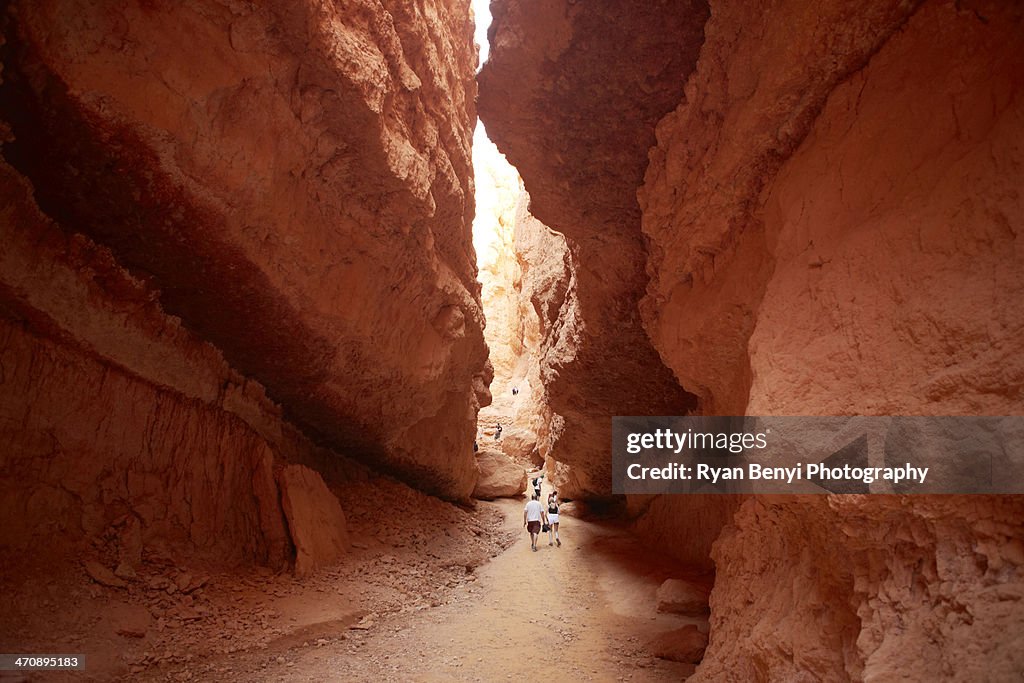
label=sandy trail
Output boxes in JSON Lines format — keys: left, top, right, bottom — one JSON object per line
{"left": 237, "top": 488, "right": 704, "bottom": 682}
{"left": 4, "top": 476, "right": 705, "bottom": 682}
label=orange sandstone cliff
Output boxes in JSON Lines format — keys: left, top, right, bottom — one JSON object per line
{"left": 0, "top": 0, "right": 487, "bottom": 571}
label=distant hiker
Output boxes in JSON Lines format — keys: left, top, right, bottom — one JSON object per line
{"left": 523, "top": 493, "right": 547, "bottom": 552}
{"left": 532, "top": 474, "right": 543, "bottom": 499}
{"left": 512, "top": 387, "right": 518, "bottom": 396}
{"left": 495, "top": 423, "right": 502, "bottom": 440}
{"left": 547, "top": 492, "right": 561, "bottom": 547}
{"left": 473, "top": 440, "right": 478, "bottom": 453}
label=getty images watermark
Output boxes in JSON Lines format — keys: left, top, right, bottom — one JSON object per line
{"left": 612, "top": 416, "right": 1024, "bottom": 494}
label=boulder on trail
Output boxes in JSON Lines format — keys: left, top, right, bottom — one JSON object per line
{"left": 498, "top": 424, "right": 544, "bottom": 466}
{"left": 83, "top": 560, "right": 127, "bottom": 588}
{"left": 646, "top": 624, "right": 708, "bottom": 663}
{"left": 472, "top": 448, "right": 527, "bottom": 500}
{"left": 277, "top": 465, "right": 350, "bottom": 576}
{"left": 656, "top": 578, "right": 710, "bottom": 616}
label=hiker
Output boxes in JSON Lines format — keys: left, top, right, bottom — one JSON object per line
{"left": 473, "top": 440, "right": 478, "bottom": 453}
{"left": 532, "top": 474, "right": 543, "bottom": 499}
{"left": 523, "top": 493, "right": 547, "bottom": 552}
{"left": 512, "top": 386, "right": 518, "bottom": 396}
{"left": 547, "top": 491, "right": 561, "bottom": 547}
{"left": 494, "top": 423, "right": 502, "bottom": 440}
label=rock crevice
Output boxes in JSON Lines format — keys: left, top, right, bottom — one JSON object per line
{"left": 478, "top": 0, "right": 705, "bottom": 496}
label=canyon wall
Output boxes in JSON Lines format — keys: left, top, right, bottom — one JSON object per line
{"left": 481, "top": 0, "right": 1024, "bottom": 678}
{"left": 0, "top": 158, "right": 359, "bottom": 571}
{"left": 636, "top": 0, "right": 1024, "bottom": 417}
{"left": 0, "top": 0, "right": 487, "bottom": 502}
{"left": 1, "top": 0, "right": 485, "bottom": 568}
{"left": 656, "top": 1, "right": 1024, "bottom": 679}
{"left": 0, "top": 0, "right": 487, "bottom": 509}
{"left": 478, "top": 0, "right": 703, "bottom": 497}
{"left": 512, "top": 196, "right": 572, "bottom": 475}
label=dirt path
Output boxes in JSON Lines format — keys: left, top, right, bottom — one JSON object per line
{"left": 5, "top": 477, "right": 705, "bottom": 682}
{"left": 226, "top": 488, "right": 704, "bottom": 682}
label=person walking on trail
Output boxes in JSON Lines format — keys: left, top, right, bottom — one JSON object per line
{"left": 546, "top": 491, "right": 561, "bottom": 547}
{"left": 532, "top": 474, "right": 543, "bottom": 499}
{"left": 523, "top": 494, "right": 547, "bottom": 552}
{"left": 494, "top": 423, "right": 503, "bottom": 440}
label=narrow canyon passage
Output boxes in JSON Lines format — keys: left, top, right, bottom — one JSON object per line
{"left": 1, "top": 0, "right": 1022, "bottom": 681}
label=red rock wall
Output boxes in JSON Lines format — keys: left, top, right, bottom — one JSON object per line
{"left": 0, "top": 158, "right": 339, "bottom": 569}
{"left": 639, "top": 0, "right": 926, "bottom": 414}
{"left": 475, "top": 183, "right": 574, "bottom": 490}
{"left": 662, "top": 1, "right": 1024, "bottom": 678}
{"left": 480, "top": 0, "right": 1024, "bottom": 677}
{"left": 702, "top": 496, "right": 1024, "bottom": 681}
{"left": 0, "top": 0, "right": 487, "bottom": 500}
{"left": 473, "top": 136, "right": 539, "bottom": 468}
{"left": 626, "top": 496, "right": 744, "bottom": 573}
{"left": 510, "top": 195, "right": 572, "bottom": 475}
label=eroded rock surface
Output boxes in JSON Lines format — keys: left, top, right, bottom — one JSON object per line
{"left": 678, "top": 2, "right": 1024, "bottom": 678}
{"left": 472, "top": 131, "right": 545, "bottom": 469}
{"left": 703, "top": 496, "right": 1024, "bottom": 681}
{"left": 0, "top": 0, "right": 487, "bottom": 500}
{"left": 0, "top": 160, "right": 300, "bottom": 567}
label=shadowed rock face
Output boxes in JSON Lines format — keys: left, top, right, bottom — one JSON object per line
{"left": 479, "top": 0, "right": 708, "bottom": 239}
{"left": 0, "top": 0, "right": 487, "bottom": 499}
{"left": 0, "top": 157, "right": 354, "bottom": 569}
{"left": 479, "top": 0, "right": 1024, "bottom": 677}
{"left": 478, "top": 0, "right": 705, "bottom": 496}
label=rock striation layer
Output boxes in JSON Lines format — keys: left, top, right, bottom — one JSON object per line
{"left": 0, "top": 0, "right": 487, "bottom": 501}
{"left": 0, "top": 157, "right": 354, "bottom": 570}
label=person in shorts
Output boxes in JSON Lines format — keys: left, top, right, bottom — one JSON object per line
{"left": 523, "top": 494, "right": 547, "bottom": 552}
{"left": 547, "top": 491, "right": 561, "bottom": 547}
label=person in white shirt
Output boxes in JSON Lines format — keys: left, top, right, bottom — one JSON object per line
{"left": 523, "top": 494, "right": 547, "bottom": 552}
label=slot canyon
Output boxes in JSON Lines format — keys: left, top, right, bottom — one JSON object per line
{"left": 0, "top": 0, "right": 1021, "bottom": 680}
